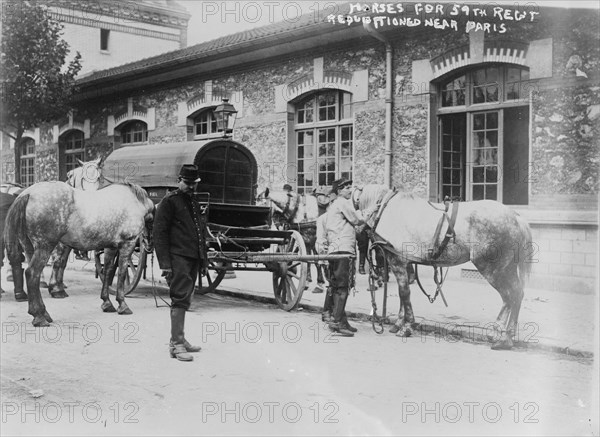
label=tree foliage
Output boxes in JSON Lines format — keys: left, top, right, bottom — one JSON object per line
{"left": 1, "top": 0, "right": 81, "bottom": 181}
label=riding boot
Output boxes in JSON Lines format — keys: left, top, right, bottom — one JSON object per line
{"left": 11, "top": 264, "right": 27, "bottom": 302}
{"left": 169, "top": 307, "right": 193, "bottom": 361}
{"left": 329, "top": 288, "right": 353, "bottom": 337}
{"left": 322, "top": 286, "right": 334, "bottom": 322}
{"left": 183, "top": 339, "right": 202, "bottom": 353}
{"left": 358, "top": 251, "right": 366, "bottom": 275}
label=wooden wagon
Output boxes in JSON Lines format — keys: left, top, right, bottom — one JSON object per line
{"left": 98, "top": 139, "right": 341, "bottom": 310}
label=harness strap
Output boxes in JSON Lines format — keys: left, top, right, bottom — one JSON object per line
{"left": 429, "top": 200, "right": 460, "bottom": 261}
{"left": 369, "top": 189, "right": 398, "bottom": 233}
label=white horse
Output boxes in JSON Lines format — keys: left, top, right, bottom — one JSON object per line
{"left": 46, "top": 157, "right": 103, "bottom": 297}
{"left": 354, "top": 184, "right": 533, "bottom": 350}
{"left": 259, "top": 188, "right": 328, "bottom": 292}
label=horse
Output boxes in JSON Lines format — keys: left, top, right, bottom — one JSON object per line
{"left": 354, "top": 184, "right": 533, "bottom": 350}
{"left": 260, "top": 188, "right": 328, "bottom": 292}
{"left": 46, "top": 157, "right": 103, "bottom": 298}
{"left": 3, "top": 181, "right": 155, "bottom": 327}
{"left": 1, "top": 191, "right": 26, "bottom": 300}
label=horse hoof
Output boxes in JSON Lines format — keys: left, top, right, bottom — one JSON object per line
{"left": 33, "top": 317, "right": 51, "bottom": 327}
{"left": 44, "top": 311, "right": 53, "bottom": 323}
{"left": 118, "top": 306, "right": 133, "bottom": 315}
{"left": 14, "top": 292, "right": 28, "bottom": 302}
{"left": 50, "top": 291, "right": 68, "bottom": 299}
{"left": 491, "top": 339, "right": 513, "bottom": 350}
{"left": 389, "top": 325, "right": 400, "bottom": 334}
{"left": 40, "top": 281, "right": 49, "bottom": 289}
{"left": 101, "top": 302, "right": 117, "bottom": 313}
{"left": 395, "top": 327, "right": 412, "bottom": 337}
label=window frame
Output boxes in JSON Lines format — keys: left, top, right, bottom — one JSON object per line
{"left": 294, "top": 89, "right": 354, "bottom": 194}
{"left": 59, "top": 130, "right": 85, "bottom": 180}
{"left": 19, "top": 137, "right": 36, "bottom": 187}
{"left": 193, "top": 108, "right": 220, "bottom": 139}
{"left": 120, "top": 120, "right": 148, "bottom": 145}
{"left": 436, "top": 64, "right": 531, "bottom": 204}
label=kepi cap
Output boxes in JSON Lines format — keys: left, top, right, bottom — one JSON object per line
{"left": 179, "top": 164, "right": 201, "bottom": 182}
{"left": 331, "top": 177, "right": 352, "bottom": 194}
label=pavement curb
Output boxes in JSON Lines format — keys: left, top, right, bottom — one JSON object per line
{"left": 212, "top": 287, "right": 594, "bottom": 360}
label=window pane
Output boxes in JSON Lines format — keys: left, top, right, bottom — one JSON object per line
{"left": 473, "top": 167, "right": 484, "bottom": 183}
{"left": 473, "top": 114, "right": 485, "bottom": 130}
{"left": 486, "top": 85, "right": 499, "bottom": 102}
{"left": 486, "top": 166, "right": 498, "bottom": 182}
{"left": 473, "top": 185, "right": 484, "bottom": 200}
{"left": 486, "top": 112, "right": 498, "bottom": 129}
{"left": 485, "top": 185, "right": 497, "bottom": 200}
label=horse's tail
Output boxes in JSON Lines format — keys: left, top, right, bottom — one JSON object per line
{"left": 516, "top": 214, "right": 533, "bottom": 288}
{"left": 3, "top": 194, "right": 32, "bottom": 263}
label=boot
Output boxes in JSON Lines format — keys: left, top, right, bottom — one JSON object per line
{"left": 329, "top": 289, "right": 353, "bottom": 336}
{"left": 12, "top": 264, "right": 27, "bottom": 302}
{"left": 322, "top": 287, "right": 334, "bottom": 321}
{"left": 169, "top": 307, "right": 193, "bottom": 361}
{"left": 183, "top": 339, "right": 202, "bottom": 353}
{"left": 358, "top": 252, "right": 366, "bottom": 275}
{"left": 342, "top": 320, "right": 358, "bottom": 333}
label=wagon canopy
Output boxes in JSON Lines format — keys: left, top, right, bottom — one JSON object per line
{"left": 102, "top": 139, "right": 259, "bottom": 205}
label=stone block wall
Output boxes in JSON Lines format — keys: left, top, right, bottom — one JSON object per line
{"left": 529, "top": 224, "right": 597, "bottom": 294}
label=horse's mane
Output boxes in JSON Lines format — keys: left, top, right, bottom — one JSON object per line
{"left": 359, "top": 184, "right": 418, "bottom": 208}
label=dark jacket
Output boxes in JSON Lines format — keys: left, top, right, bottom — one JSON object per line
{"left": 153, "top": 189, "right": 207, "bottom": 270}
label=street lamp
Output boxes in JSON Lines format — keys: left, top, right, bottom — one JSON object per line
{"left": 214, "top": 98, "right": 238, "bottom": 138}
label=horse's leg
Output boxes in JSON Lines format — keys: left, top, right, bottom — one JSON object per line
{"left": 115, "top": 241, "right": 135, "bottom": 315}
{"left": 25, "top": 246, "right": 55, "bottom": 327}
{"left": 49, "top": 244, "right": 70, "bottom": 298}
{"left": 100, "top": 247, "right": 118, "bottom": 313}
{"left": 473, "top": 258, "right": 523, "bottom": 350}
{"left": 387, "top": 254, "right": 415, "bottom": 337}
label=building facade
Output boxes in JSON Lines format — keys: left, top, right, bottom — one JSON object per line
{"left": 1, "top": 3, "right": 598, "bottom": 293}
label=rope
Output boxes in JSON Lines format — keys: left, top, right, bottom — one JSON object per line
{"left": 367, "top": 243, "right": 387, "bottom": 334}
{"left": 150, "top": 252, "right": 171, "bottom": 308}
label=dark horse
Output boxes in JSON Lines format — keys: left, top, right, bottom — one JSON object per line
{"left": 354, "top": 184, "right": 533, "bottom": 350}
{"left": 1, "top": 191, "right": 26, "bottom": 300}
{"left": 4, "top": 181, "right": 155, "bottom": 326}
{"left": 261, "top": 188, "right": 328, "bottom": 293}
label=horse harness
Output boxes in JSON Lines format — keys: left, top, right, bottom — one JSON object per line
{"left": 353, "top": 189, "right": 461, "bottom": 325}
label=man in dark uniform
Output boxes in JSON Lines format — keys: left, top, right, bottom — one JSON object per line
{"left": 154, "top": 164, "right": 207, "bottom": 362}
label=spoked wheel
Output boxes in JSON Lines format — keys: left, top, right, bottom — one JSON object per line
{"left": 94, "top": 236, "right": 148, "bottom": 296}
{"left": 195, "top": 259, "right": 227, "bottom": 295}
{"left": 272, "top": 230, "right": 307, "bottom": 311}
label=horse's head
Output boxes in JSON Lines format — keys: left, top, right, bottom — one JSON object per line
{"left": 354, "top": 184, "right": 391, "bottom": 223}
{"left": 67, "top": 157, "right": 103, "bottom": 191}
{"left": 264, "top": 188, "right": 302, "bottom": 221}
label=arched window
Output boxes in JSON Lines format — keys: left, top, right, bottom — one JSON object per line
{"left": 59, "top": 130, "right": 85, "bottom": 181}
{"left": 120, "top": 120, "right": 148, "bottom": 144}
{"left": 193, "top": 109, "right": 219, "bottom": 138}
{"left": 294, "top": 90, "right": 353, "bottom": 194}
{"left": 19, "top": 138, "right": 35, "bottom": 186}
{"left": 437, "top": 65, "right": 530, "bottom": 205}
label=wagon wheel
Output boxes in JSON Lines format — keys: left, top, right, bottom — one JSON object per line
{"left": 272, "top": 230, "right": 307, "bottom": 311}
{"left": 94, "top": 235, "right": 147, "bottom": 296}
{"left": 195, "top": 259, "right": 227, "bottom": 295}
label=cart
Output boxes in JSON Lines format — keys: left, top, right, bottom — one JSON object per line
{"left": 97, "top": 139, "right": 344, "bottom": 310}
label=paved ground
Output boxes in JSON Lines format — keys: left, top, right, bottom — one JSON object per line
{"left": 0, "top": 266, "right": 597, "bottom": 436}
{"left": 176, "top": 262, "right": 598, "bottom": 357}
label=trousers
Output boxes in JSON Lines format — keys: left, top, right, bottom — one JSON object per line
{"left": 170, "top": 253, "right": 200, "bottom": 310}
